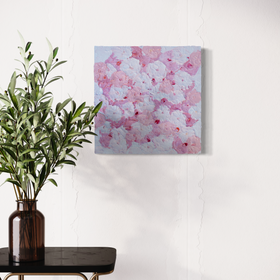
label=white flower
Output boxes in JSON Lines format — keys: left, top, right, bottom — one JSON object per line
{"left": 122, "top": 102, "right": 135, "bottom": 118}
{"left": 171, "top": 47, "right": 191, "bottom": 64}
{"left": 109, "top": 86, "right": 127, "bottom": 101}
{"left": 109, "top": 127, "right": 127, "bottom": 154}
{"left": 189, "top": 101, "right": 201, "bottom": 120}
{"left": 95, "top": 121, "right": 112, "bottom": 134}
{"left": 193, "top": 67, "right": 202, "bottom": 92}
{"left": 173, "top": 70, "right": 193, "bottom": 91}
{"left": 152, "top": 135, "right": 176, "bottom": 154}
{"left": 111, "top": 47, "right": 132, "bottom": 60}
{"left": 153, "top": 105, "right": 171, "bottom": 122}
{"left": 95, "top": 46, "right": 113, "bottom": 63}
{"left": 132, "top": 122, "right": 153, "bottom": 138}
{"left": 135, "top": 96, "right": 155, "bottom": 112}
{"left": 106, "top": 63, "right": 117, "bottom": 78}
{"left": 193, "top": 121, "right": 201, "bottom": 138}
{"left": 170, "top": 110, "right": 186, "bottom": 127}
{"left": 133, "top": 72, "right": 153, "bottom": 91}
{"left": 120, "top": 58, "right": 141, "bottom": 79}
{"left": 146, "top": 61, "right": 167, "bottom": 83}
{"left": 177, "top": 127, "right": 196, "bottom": 142}
{"left": 105, "top": 105, "right": 123, "bottom": 122}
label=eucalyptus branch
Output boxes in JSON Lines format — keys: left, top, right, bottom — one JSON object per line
{"left": 0, "top": 34, "right": 102, "bottom": 201}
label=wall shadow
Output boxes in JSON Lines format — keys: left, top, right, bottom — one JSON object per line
{"left": 201, "top": 48, "right": 213, "bottom": 155}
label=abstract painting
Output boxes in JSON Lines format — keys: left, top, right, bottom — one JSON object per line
{"left": 94, "top": 46, "right": 201, "bottom": 154}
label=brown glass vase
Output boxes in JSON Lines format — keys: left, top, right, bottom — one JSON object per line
{"left": 9, "top": 200, "right": 45, "bottom": 262}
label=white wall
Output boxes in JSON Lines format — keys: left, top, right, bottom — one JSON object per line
{"left": 0, "top": 0, "right": 280, "bottom": 280}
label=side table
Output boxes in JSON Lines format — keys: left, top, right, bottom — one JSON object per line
{"left": 0, "top": 247, "right": 116, "bottom": 280}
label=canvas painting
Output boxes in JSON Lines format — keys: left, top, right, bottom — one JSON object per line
{"left": 94, "top": 46, "right": 201, "bottom": 154}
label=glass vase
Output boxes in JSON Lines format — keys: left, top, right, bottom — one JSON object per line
{"left": 9, "top": 200, "right": 45, "bottom": 262}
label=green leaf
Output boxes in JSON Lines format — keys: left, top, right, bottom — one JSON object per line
{"left": 73, "top": 102, "right": 85, "bottom": 119}
{"left": 19, "top": 148, "right": 40, "bottom": 156}
{"left": 0, "top": 167, "right": 13, "bottom": 174}
{"left": 5, "top": 178, "right": 21, "bottom": 188}
{"left": 33, "top": 113, "right": 40, "bottom": 127}
{"left": 17, "top": 31, "right": 26, "bottom": 50}
{"left": 66, "top": 153, "right": 77, "bottom": 161}
{"left": 53, "top": 47, "right": 58, "bottom": 59}
{"left": 39, "top": 164, "right": 46, "bottom": 187}
{"left": 23, "top": 158, "right": 36, "bottom": 164}
{"left": 24, "top": 57, "right": 30, "bottom": 71}
{"left": 46, "top": 38, "right": 53, "bottom": 72}
{"left": 48, "top": 178, "right": 58, "bottom": 187}
{"left": 31, "top": 130, "right": 36, "bottom": 143}
{"left": 9, "top": 71, "right": 17, "bottom": 96}
{"left": 56, "top": 159, "right": 76, "bottom": 166}
{"left": 34, "top": 136, "right": 50, "bottom": 147}
{"left": 51, "top": 135, "right": 57, "bottom": 158}
{"left": 17, "top": 162, "right": 24, "bottom": 168}
{"left": 93, "top": 101, "right": 102, "bottom": 115}
{"left": 3, "top": 147, "right": 17, "bottom": 160}
{"left": 46, "top": 38, "right": 53, "bottom": 53}
{"left": 71, "top": 100, "right": 76, "bottom": 114}
{"left": 18, "top": 47, "right": 26, "bottom": 59}
{"left": 0, "top": 95, "right": 11, "bottom": 106}
{"left": 0, "top": 143, "right": 16, "bottom": 149}
{"left": 25, "top": 42, "right": 32, "bottom": 52}
{"left": 68, "top": 131, "right": 82, "bottom": 137}
{"left": 64, "top": 143, "right": 83, "bottom": 149}
{"left": 27, "top": 53, "right": 34, "bottom": 61}
{"left": 55, "top": 97, "right": 72, "bottom": 114}
{"left": 45, "top": 76, "right": 63, "bottom": 87}
{"left": 26, "top": 173, "right": 36, "bottom": 183}
{"left": 81, "top": 131, "right": 97, "bottom": 137}
{"left": 0, "top": 123, "right": 13, "bottom": 134}
{"left": 37, "top": 61, "right": 46, "bottom": 75}
{"left": 47, "top": 53, "right": 53, "bottom": 72}
{"left": 50, "top": 60, "right": 67, "bottom": 71}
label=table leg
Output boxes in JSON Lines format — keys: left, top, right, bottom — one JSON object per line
{"left": 90, "top": 273, "right": 98, "bottom": 280}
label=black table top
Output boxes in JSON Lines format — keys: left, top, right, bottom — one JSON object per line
{"left": 0, "top": 247, "right": 116, "bottom": 273}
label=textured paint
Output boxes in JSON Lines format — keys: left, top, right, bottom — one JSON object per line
{"left": 94, "top": 46, "right": 201, "bottom": 154}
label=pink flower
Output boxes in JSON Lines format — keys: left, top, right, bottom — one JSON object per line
{"left": 181, "top": 100, "right": 191, "bottom": 113}
{"left": 170, "top": 103, "right": 182, "bottom": 114}
{"left": 95, "top": 112, "right": 106, "bottom": 128}
{"left": 185, "top": 88, "right": 201, "bottom": 106}
{"left": 105, "top": 53, "right": 122, "bottom": 71}
{"left": 131, "top": 46, "right": 143, "bottom": 59}
{"left": 182, "top": 81, "right": 195, "bottom": 96}
{"left": 94, "top": 62, "right": 108, "bottom": 82}
{"left": 181, "top": 50, "right": 201, "bottom": 76}
{"left": 159, "top": 51, "right": 180, "bottom": 72}
{"left": 172, "top": 135, "right": 201, "bottom": 154}
{"left": 125, "top": 87, "right": 144, "bottom": 103}
{"left": 153, "top": 98, "right": 173, "bottom": 112}
{"left": 109, "top": 116, "right": 138, "bottom": 131}
{"left": 136, "top": 110, "right": 154, "bottom": 126}
{"left": 130, "top": 47, "right": 151, "bottom": 70}
{"left": 142, "top": 46, "right": 161, "bottom": 60}
{"left": 99, "top": 132, "right": 113, "bottom": 148}
{"left": 125, "top": 127, "right": 142, "bottom": 148}
{"left": 152, "top": 121, "right": 176, "bottom": 136}
{"left": 123, "top": 117, "right": 138, "bottom": 130}
{"left": 184, "top": 112, "right": 198, "bottom": 127}
{"left": 97, "top": 76, "right": 112, "bottom": 96}
{"left": 110, "top": 71, "right": 129, "bottom": 88}
{"left": 159, "top": 79, "right": 173, "bottom": 94}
